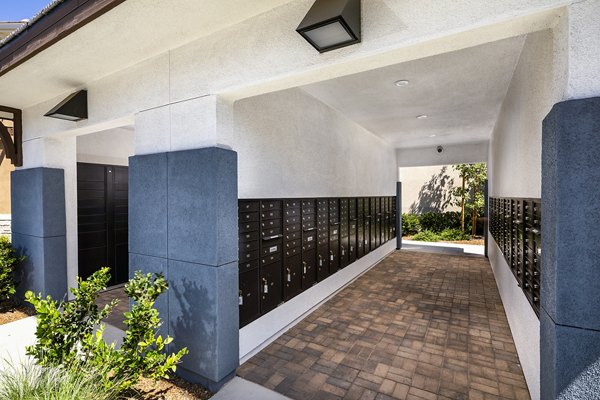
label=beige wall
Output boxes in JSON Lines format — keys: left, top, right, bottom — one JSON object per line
{"left": 487, "top": 29, "right": 559, "bottom": 400}
{"left": 398, "top": 165, "right": 462, "bottom": 214}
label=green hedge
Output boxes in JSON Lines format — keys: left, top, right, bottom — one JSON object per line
{"left": 402, "top": 211, "right": 467, "bottom": 235}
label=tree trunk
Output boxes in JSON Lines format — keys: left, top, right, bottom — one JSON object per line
{"left": 472, "top": 209, "right": 477, "bottom": 236}
{"left": 461, "top": 177, "right": 465, "bottom": 233}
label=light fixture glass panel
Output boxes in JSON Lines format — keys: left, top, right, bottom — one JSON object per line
{"left": 304, "top": 21, "right": 353, "bottom": 49}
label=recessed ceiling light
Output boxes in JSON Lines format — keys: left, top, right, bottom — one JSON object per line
{"left": 429, "top": 134, "right": 436, "bottom": 137}
{"left": 416, "top": 114, "right": 428, "bottom": 119}
{"left": 394, "top": 80, "right": 409, "bottom": 87}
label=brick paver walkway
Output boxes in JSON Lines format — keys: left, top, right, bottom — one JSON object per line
{"left": 237, "top": 250, "right": 530, "bottom": 400}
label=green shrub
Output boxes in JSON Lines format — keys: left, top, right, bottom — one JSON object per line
{"left": 26, "top": 268, "right": 188, "bottom": 392}
{"left": 401, "top": 214, "right": 421, "bottom": 235}
{"left": 411, "top": 230, "right": 440, "bottom": 242}
{"left": 438, "top": 228, "right": 471, "bottom": 241}
{"left": 25, "top": 267, "right": 116, "bottom": 367}
{"left": 0, "top": 359, "right": 123, "bottom": 400}
{"left": 419, "top": 212, "right": 463, "bottom": 232}
{"left": 0, "top": 236, "right": 25, "bottom": 306}
{"left": 86, "top": 271, "right": 189, "bottom": 391}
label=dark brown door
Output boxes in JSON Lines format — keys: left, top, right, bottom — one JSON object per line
{"left": 77, "top": 163, "right": 128, "bottom": 286}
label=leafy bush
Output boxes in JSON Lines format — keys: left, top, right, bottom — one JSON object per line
{"left": 411, "top": 230, "right": 440, "bottom": 242}
{"left": 26, "top": 268, "right": 188, "bottom": 392}
{"left": 25, "top": 267, "right": 116, "bottom": 367}
{"left": 401, "top": 213, "right": 421, "bottom": 235}
{"left": 0, "top": 359, "right": 123, "bottom": 400}
{"left": 0, "top": 236, "right": 25, "bottom": 307}
{"left": 438, "top": 228, "right": 471, "bottom": 241}
{"left": 419, "top": 212, "right": 463, "bottom": 233}
{"left": 86, "top": 271, "right": 189, "bottom": 391}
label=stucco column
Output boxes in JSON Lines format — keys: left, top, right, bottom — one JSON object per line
{"left": 10, "top": 135, "right": 76, "bottom": 301}
{"left": 130, "top": 96, "right": 238, "bottom": 391}
{"left": 541, "top": 97, "right": 600, "bottom": 399}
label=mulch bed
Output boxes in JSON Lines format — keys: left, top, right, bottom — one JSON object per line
{"left": 0, "top": 303, "right": 36, "bottom": 325}
{"left": 128, "top": 375, "right": 212, "bottom": 400}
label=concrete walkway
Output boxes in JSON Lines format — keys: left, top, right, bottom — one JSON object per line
{"left": 0, "top": 316, "right": 287, "bottom": 400}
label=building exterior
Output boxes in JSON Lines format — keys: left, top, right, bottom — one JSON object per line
{"left": 0, "top": 1, "right": 599, "bottom": 398}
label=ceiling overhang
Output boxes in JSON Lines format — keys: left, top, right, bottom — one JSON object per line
{"left": 0, "top": 0, "right": 126, "bottom": 78}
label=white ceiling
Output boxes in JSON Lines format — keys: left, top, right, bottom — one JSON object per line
{"left": 301, "top": 36, "right": 526, "bottom": 149}
{"left": 0, "top": 0, "right": 294, "bottom": 108}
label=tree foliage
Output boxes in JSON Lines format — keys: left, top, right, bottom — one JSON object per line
{"left": 0, "top": 236, "right": 25, "bottom": 307}
{"left": 452, "top": 163, "right": 487, "bottom": 235}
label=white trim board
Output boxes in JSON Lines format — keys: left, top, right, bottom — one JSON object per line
{"left": 239, "top": 240, "right": 397, "bottom": 363}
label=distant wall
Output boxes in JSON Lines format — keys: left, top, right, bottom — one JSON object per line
{"left": 398, "top": 165, "right": 461, "bottom": 214}
{"left": 0, "top": 160, "right": 12, "bottom": 214}
{"left": 396, "top": 142, "right": 488, "bottom": 168}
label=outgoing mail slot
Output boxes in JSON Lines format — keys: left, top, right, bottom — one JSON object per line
{"left": 261, "top": 227, "right": 282, "bottom": 239}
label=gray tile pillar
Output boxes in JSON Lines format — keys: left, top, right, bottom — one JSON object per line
{"left": 541, "top": 97, "right": 600, "bottom": 399}
{"left": 10, "top": 168, "right": 67, "bottom": 301}
{"left": 129, "top": 147, "right": 238, "bottom": 392}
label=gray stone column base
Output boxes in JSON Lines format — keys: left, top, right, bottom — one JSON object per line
{"left": 129, "top": 147, "right": 239, "bottom": 391}
{"left": 541, "top": 97, "right": 600, "bottom": 399}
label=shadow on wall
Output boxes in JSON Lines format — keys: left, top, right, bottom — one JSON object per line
{"left": 409, "top": 166, "right": 455, "bottom": 214}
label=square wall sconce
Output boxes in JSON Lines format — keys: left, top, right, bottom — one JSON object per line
{"left": 296, "top": 0, "right": 361, "bottom": 53}
{"left": 44, "top": 90, "right": 88, "bottom": 121}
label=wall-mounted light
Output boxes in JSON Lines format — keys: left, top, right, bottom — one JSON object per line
{"left": 296, "top": 0, "right": 361, "bottom": 53}
{"left": 44, "top": 90, "right": 87, "bottom": 121}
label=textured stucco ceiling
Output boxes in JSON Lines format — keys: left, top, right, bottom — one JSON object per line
{"left": 301, "top": 36, "right": 526, "bottom": 149}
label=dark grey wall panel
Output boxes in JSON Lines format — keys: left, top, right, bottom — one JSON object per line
{"left": 11, "top": 168, "right": 65, "bottom": 237}
{"left": 542, "top": 97, "right": 600, "bottom": 330}
{"left": 11, "top": 168, "right": 67, "bottom": 300}
{"left": 167, "top": 148, "right": 238, "bottom": 267}
{"left": 129, "top": 153, "right": 168, "bottom": 259}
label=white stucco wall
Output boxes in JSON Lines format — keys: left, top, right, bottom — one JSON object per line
{"left": 396, "top": 142, "right": 488, "bottom": 168}
{"left": 398, "top": 165, "right": 461, "bottom": 214}
{"left": 487, "top": 29, "right": 558, "bottom": 400}
{"left": 230, "top": 88, "right": 397, "bottom": 198}
{"left": 76, "top": 127, "right": 134, "bottom": 166}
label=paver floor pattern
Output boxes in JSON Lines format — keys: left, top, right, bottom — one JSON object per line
{"left": 96, "top": 286, "right": 128, "bottom": 330}
{"left": 237, "top": 250, "right": 530, "bottom": 400}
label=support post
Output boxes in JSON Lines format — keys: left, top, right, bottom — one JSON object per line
{"left": 11, "top": 168, "right": 67, "bottom": 300}
{"left": 129, "top": 147, "right": 239, "bottom": 392}
{"left": 396, "top": 181, "right": 402, "bottom": 249}
{"left": 541, "top": 97, "right": 600, "bottom": 399}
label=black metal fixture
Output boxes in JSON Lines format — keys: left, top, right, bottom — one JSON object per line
{"left": 296, "top": 0, "right": 361, "bottom": 53}
{"left": 44, "top": 90, "right": 88, "bottom": 121}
